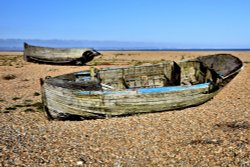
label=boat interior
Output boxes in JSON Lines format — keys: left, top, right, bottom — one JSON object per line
{"left": 45, "top": 60, "right": 217, "bottom": 91}
{"left": 95, "top": 60, "right": 217, "bottom": 90}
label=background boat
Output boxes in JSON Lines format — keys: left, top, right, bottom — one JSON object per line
{"left": 23, "top": 43, "right": 101, "bottom": 65}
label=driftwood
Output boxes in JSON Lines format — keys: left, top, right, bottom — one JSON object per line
{"left": 23, "top": 43, "right": 101, "bottom": 65}
{"left": 41, "top": 54, "right": 243, "bottom": 120}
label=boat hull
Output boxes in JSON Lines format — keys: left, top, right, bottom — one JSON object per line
{"left": 42, "top": 82, "right": 218, "bottom": 119}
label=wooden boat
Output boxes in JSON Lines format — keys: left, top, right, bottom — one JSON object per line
{"left": 23, "top": 43, "right": 101, "bottom": 65}
{"left": 40, "top": 54, "right": 243, "bottom": 120}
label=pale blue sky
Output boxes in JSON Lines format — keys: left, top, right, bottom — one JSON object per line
{"left": 1, "top": 0, "right": 250, "bottom": 48}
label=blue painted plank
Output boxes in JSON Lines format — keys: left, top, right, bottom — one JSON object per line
{"left": 74, "top": 71, "right": 90, "bottom": 75}
{"left": 138, "top": 83, "right": 209, "bottom": 94}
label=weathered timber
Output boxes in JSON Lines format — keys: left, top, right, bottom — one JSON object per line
{"left": 23, "top": 43, "right": 101, "bottom": 65}
{"left": 41, "top": 54, "right": 243, "bottom": 120}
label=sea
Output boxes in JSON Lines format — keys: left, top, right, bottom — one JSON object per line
{"left": 1, "top": 47, "right": 250, "bottom": 52}
{"left": 0, "top": 39, "right": 249, "bottom": 52}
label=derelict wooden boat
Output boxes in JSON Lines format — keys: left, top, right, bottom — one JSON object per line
{"left": 41, "top": 54, "right": 243, "bottom": 120}
{"left": 23, "top": 43, "right": 101, "bottom": 65}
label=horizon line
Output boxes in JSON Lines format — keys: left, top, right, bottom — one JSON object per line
{"left": 0, "top": 38, "right": 249, "bottom": 50}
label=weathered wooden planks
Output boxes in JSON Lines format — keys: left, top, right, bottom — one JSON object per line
{"left": 43, "top": 81, "right": 218, "bottom": 118}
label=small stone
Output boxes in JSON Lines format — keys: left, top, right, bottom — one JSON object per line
{"left": 77, "top": 161, "right": 83, "bottom": 166}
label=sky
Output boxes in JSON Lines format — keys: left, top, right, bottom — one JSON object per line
{"left": 1, "top": 0, "right": 250, "bottom": 48}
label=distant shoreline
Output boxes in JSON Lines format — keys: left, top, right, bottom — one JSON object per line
{"left": 1, "top": 48, "right": 250, "bottom": 52}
